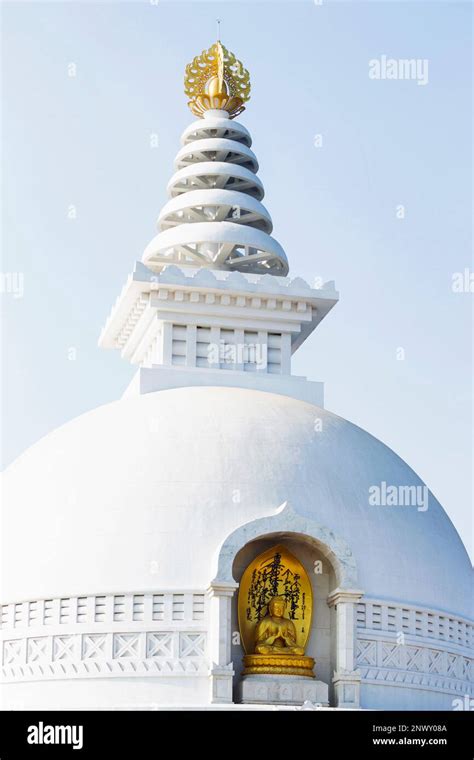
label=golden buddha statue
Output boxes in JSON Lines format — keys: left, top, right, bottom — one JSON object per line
{"left": 238, "top": 545, "right": 316, "bottom": 678}
{"left": 254, "top": 596, "right": 304, "bottom": 655}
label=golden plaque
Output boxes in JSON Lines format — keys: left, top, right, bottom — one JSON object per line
{"left": 238, "top": 545, "right": 315, "bottom": 678}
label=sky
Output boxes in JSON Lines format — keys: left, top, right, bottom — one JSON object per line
{"left": 1, "top": 0, "right": 472, "bottom": 558}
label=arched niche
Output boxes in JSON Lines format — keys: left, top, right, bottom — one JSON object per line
{"left": 211, "top": 501, "right": 358, "bottom": 589}
{"left": 207, "top": 502, "right": 364, "bottom": 708}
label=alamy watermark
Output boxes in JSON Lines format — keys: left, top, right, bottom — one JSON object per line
{"left": 0, "top": 272, "right": 24, "bottom": 299}
{"left": 369, "top": 55, "right": 429, "bottom": 86}
{"left": 452, "top": 269, "right": 473, "bottom": 294}
{"left": 452, "top": 695, "right": 474, "bottom": 711}
{"left": 27, "top": 722, "right": 83, "bottom": 750}
{"left": 208, "top": 340, "right": 267, "bottom": 369}
{"left": 369, "top": 481, "right": 428, "bottom": 512}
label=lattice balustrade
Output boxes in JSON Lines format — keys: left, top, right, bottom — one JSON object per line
{"left": 356, "top": 598, "right": 473, "bottom": 697}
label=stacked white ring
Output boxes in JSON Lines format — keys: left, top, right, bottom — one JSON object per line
{"left": 143, "top": 110, "right": 289, "bottom": 275}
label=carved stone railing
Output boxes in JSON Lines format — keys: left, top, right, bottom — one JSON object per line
{"left": 356, "top": 598, "right": 473, "bottom": 697}
{"left": 1, "top": 591, "right": 208, "bottom": 683}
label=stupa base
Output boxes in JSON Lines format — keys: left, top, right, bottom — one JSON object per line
{"left": 238, "top": 673, "right": 329, "bottom": 706}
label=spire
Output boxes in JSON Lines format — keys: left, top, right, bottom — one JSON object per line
{"left": 184, "top": 41, "right": 251, "bottom": 120}
{"left": 142, "top": 41, "right": 288, "bottom": 276}
{"left": 99, "top": 42, "right": 339, "bottom": 396}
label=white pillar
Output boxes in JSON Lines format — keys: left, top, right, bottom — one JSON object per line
{"left": 206, "top": 580, "right": 238, "bottom": 704}
{"left": 256, "top": 330, "right": 268, "bottom": 373}
{"left": 209, "top": 326, "right": 220, "bottom": 369}
{"left": 161, "top": 322, "right": 173, "bottom": 366}
{"left": 327, "top": 588, "right": 364, "bottom": 708}
{"left": 185, "top": 325, "right": 197, "bottom": 367}
{"left": 234, "top": 328, "right": 244, "bottom": 372}
{"left": 280, "top": 332, "right": 291, "bottom": 374}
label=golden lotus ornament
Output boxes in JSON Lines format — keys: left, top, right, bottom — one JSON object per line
{"left": 184, "top": 41, "right": 251, "bottom": 119}
{"left": 238, "top": 544, "right": 315, "bottom": 678}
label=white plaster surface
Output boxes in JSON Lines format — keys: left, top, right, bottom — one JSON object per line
{"left": 2, "top": 386, "right": 472, "bottom": 709}
{"left": 3, "top": 386, "right": 471, "bottom": 616}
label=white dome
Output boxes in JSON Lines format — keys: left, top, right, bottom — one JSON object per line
{"left": 3, "top": 386, "right": 471, "bottom": 620}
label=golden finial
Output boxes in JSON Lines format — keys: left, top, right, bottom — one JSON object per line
{"left": 184, "top": 40, "right": 251, "bottom": 120}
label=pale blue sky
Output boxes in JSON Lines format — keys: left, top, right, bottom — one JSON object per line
{"left": 2, "top": 1, "right": 472, "bottom": 558}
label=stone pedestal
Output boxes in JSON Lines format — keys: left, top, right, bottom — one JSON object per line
{"left": 238, "top": 675, "right": 329, "bottom": 706}
{"left": 332, "top": 670, "right": 361, "bottom": 709}
{"left": 243, "top": 653, "right": 315, "bottom": 678}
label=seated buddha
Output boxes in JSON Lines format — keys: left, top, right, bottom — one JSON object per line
{"left": 254, "top": 595, "right": 304, "bottom": 655}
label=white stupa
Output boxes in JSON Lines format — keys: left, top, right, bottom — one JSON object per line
{"left": 2, "top": 42, "right": 472, "bottom": 711}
